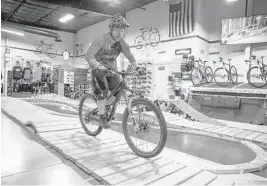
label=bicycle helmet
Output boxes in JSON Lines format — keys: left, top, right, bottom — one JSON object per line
{"left": 109, "top": 13, "right": 130, "bottom": 29}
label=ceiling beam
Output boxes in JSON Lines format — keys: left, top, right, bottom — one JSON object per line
{"left": 11, "top": 0, "right": 55, "bottom": 10}
{"left": 5, "top": 0, "right": 26, "bottom": 21}
{"left": 4, "top": 19, "right": 77, "bottom": 33}
{"left": 35, "top": 6, "right": 60, "bottom": 23}
{"left": 35, "top": 0, "right": 116, "bottom": 17}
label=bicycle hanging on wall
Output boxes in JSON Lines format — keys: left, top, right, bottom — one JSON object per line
{"left": 134, "top": 27, "right": 160, "bottom": 49}
{"left": 33, "top": 41, "right": 57, "bottom": 58}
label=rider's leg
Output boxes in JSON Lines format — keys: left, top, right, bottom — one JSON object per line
{"left": 107, "top": 73, "right": 121, "bottom": 102}
{"left": 91, "top": 69, "right": 109, "bottom": 116}
{"left": 107, "top": 74, "right": 121, "bottom": 120}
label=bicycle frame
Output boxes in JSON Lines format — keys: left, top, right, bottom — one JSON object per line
{"left": 102, "top": 75, "right": 133, "bottom": 122}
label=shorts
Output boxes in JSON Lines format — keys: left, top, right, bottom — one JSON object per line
{"left": 91, "top": 69, "right": 121, "bottom": 99}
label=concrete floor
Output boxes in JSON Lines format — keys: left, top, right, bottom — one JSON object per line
{"left": 1, "top": 112, "right": 100, "bottom": 185}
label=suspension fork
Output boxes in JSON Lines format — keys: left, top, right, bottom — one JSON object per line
{"left": 122, "top": 89, "right": 140, "bottom": 127}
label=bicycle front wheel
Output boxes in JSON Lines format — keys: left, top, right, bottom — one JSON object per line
{"left": 79, "top": 94, "right": 102, "bottom": 136}
{"left": 122, "top": 98, "right": 167, "bottom": 158}
{"left": 214, "top": 67, "right": 229, "bottom": 87}
{"left": 205, "top": 66, "right": 214, "bottom": 83}
{"left": 134, "top": 36, "right": 144, "bottom": 49}
{"left": 191, "top": 68, "right": 202, "bottom": 85}
{"left": 247, "top": 66, "right": 267, "bottom": 88}
{"left": 149, "top": 32, "right": 160, "bottom": 47}
{"left": 46, "top": 47, "right": 58, "bottom": 58}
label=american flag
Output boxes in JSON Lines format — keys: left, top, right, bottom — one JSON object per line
{"left": 169, "top": 0, "right": 195, "bottom": 37}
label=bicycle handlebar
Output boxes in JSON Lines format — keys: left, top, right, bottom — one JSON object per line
{"left": 96, "top": 65, "right": 138, "bottom": 76}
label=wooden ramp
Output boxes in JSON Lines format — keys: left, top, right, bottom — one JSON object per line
{"left": 2, "top": 97, "right": 267, "bottom": 185}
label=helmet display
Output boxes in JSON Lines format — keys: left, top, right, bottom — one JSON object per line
{"left": 109, "top": 13, "right": 130, "bottom": 29}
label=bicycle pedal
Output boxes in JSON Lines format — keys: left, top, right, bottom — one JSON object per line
{"left": 101, "top": 122, "right": 110, "bottom": 129}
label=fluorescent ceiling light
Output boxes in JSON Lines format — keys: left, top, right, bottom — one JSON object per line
{"left": 227, "top": 0, "right": 238, "bottom": 2}
{"left": 1, "top": 28, "right": 24, "bottom": 36}
{"left": 59, "top": 14, "right": 75, "bottom": 23}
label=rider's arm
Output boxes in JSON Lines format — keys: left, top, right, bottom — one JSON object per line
{"left": 120, "top": 40, "right": 137, "bottom": 69}
{"left": 85, "top": 35, "right": 104, "bottom": 69}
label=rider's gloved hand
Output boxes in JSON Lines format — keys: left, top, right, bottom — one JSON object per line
{"left": 96, "top": 65, "right": 110, "bottom": 76}
{"left": 136, "top": 66, "right": 146, "bottom": 76}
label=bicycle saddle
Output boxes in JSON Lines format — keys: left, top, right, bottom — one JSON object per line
{"left": 252, "top": 55, "right": 256, "bottom": 59}
{"left": 245, "top": 60, "right": 251, "bottom": 63}
{"left": 213, "top": 61, "right": 217, "bottom": 64}
{"left": 203, "top": 61, "right": 208, "bottom": 63}
{"left": 140, "top": 28, "right": 145, "bottom": 31}
{"left": 261, "top": 56, "right": 265, "bottom": 59}
{"left": 228, "top": 59, "right": 232, "bottom": 62}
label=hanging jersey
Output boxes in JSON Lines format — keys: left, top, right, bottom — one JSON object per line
{"left": 23, "top": 67, "right": 33, "bottom": 80}
{"left": 13, "top": 66, "right": 23, "bottom": 80}
{"left": 63, "top": 50, "right": 70, "bottom": 61}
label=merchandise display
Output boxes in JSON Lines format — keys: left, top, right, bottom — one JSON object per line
{"left": 126, "top": 60, "right": 153, "bottom": 98}
{"left": 7, "top": 59, "right": 54, "bottom": 97}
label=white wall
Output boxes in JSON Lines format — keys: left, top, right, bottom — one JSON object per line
{"left": 76, "top": 19, "right": 110, "bottom": 67}
{"left": 1, "top": 29, "right": 75, "bottom": 70}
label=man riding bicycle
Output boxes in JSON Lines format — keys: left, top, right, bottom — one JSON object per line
{"left": 85, "top": 13, "right": 143, "bottom": 128}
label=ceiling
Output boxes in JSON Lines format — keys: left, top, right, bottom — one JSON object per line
{"left": 1, "top": 0, "right": 158, "bottom": 33}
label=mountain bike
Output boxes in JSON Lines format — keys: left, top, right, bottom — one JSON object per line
{"left": 191, "top": 58, "right": 214, "bottom": 85}
{"left": 213, "top": 57, "right": 238, "bottom": 87}
{"left": 79, "top": 68, "right": 167, "bottom": 158}
{"left": 246, "top": 55, "right": 267, "bottom": 88}
{"left": 134, "top": 27, "right": 160, "bottom": 49}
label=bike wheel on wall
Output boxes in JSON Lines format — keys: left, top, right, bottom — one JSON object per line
{"left": 149, "top": 33, "right": 160, "bottom": 47}
{"left": 33, "top": 42, "right": 44, "bottom": 56}
{"left": 134, "top": 36, "right": 144, "bottom": 49}
{"left": 46, "top": 48, "right": 58, "bottom": 58}
{"left": 191, "top": 68, "right": 202, "bottom": 85}
{"left": 214, "top": 67, "right": 229, "bottom": 87}
{"left": 230, "top": 66, "right": 238, "bottom": 84}
{"left": 205, "top": 66, "right": 214, "bottom": 83}
{"left": 247, "top": 66, "right": 267, "bottom": 88}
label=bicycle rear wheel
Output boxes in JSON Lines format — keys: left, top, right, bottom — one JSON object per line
{"left": 214, "top": 67, "right": 229, "bottom": 87}
{"left": 247, "top": 66, "right": 267, "bottom": 88}
{"left": 122, "top": 98, "right": 167, "bottom": 158}
{"left": 230, "top": 66, "right": 238, "bottom": 84}
{"left": 79, "top": 94, "right": 102, "bottom": 136}
{"left": 134, "top": 36, "right": 144, "bottom": 49}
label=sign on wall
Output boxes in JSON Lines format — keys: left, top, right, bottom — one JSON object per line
{"left": 175, "top": 48, "right": 191, "bottom": 55}
{"left": 221, "top": 14, "right": 267, "bottom": 44}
